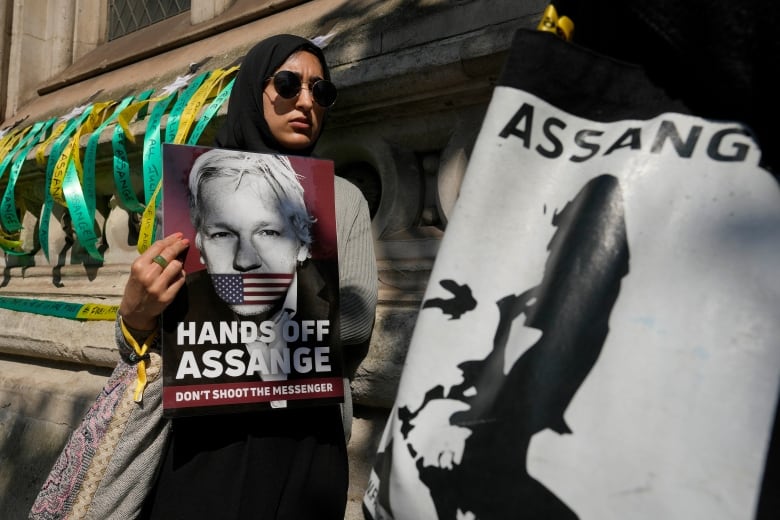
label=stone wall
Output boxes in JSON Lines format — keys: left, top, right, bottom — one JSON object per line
{"left": 0, "top": 0, "right": 548, "bottom": 517}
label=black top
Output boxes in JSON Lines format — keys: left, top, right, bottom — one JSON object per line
{"left": 144, "top": 265, "right": 347, "bottom": 520}
{"left": 142, "top": 403, "right": 347, "bottom": 519}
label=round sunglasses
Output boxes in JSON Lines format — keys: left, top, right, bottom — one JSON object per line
{"left": 267, "top": 70, "right": 338, "bottom": 108}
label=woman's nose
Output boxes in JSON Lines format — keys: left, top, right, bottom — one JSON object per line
{"left": 295, "top": 85, "right": 314, "bottom": 110}
{"left": 233, "top": 239, "right": 262, "bottom": 271}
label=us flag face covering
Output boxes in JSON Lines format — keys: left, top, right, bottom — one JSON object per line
{"left": 212, "top": 273, "right": 294, "bottom": 305}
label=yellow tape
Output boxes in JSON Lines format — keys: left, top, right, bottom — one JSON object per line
{"left": 137, "top": 180, "right": 161, "bottom": 253}
{"left": 0, "top": 126, "right": 29, "bottom": 159}
{"left": 0, "top": 225, "right": 16, "bottom": 237}
{"left": 72, "top": 101, "right": 116, "bottom": 179}
{"left": 116, "top": 100, "right": 151, "bottom": 144}
{"left": 0, "top": 234, "right": 23, "bottom": 253}
{"left": 174, "top": 66, "right": 238, "bottom": 144}
{"left": 75, "top": 303, "right": 120, "bottom": 320}
{"left": 115, "top": 93, "right": 172, "bottom": 144}
{"left": 35, "top": 119, "right": 70, "bottom": 166}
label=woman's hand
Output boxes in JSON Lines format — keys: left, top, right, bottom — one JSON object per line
{"left": 118, "top": 233, "right": 190, "bottom": 331}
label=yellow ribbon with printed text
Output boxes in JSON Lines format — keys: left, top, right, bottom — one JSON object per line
{"left": 173, "top": 65, "right": 239, "bottom": 144}
{"left": 49, "top": 101, "right": 115, "bottom": 206}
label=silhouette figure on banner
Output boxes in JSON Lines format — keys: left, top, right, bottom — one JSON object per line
{"left": 422, "top": 279, "right": 477, "bottom": 320}
{"left": 373, "top": 175, "right": 630, "bottom": 519}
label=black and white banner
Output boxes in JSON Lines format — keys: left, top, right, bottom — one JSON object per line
{"left": 364, "top": 30, "right": 780, "bottom": 520}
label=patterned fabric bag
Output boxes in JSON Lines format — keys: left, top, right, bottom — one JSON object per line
{"left": 29, "top": 344, "right": 169, "bottom": 520}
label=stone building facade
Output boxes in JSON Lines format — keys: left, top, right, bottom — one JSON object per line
{"left": 0, "top": 0, "right": 548, "bottom": 517}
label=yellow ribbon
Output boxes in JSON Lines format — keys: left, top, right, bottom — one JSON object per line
{"left": 119, "top": 316, "right": 160, "bottom": 403}
{"left": 0, "top": 125, "right": 30, "bottom": 159}
{"left": 537, "top": 4, "right": 574, "bottom": 41}
{"left": 0, "top": 233, "right": 23, "bottom": 253}
{"left": 137, "top": 180, "right": 161, "bottom": 253}
{"left": 35, "top": 119, "right": 70, "bottom": 166}
{"left": 174, "top": 66, "right": 239, "bottom": 144}
{"left": 50, "top": 101, "right": 114, "bottom": 205}
{"left": 115, "top": 93, "right": 171, "bottom": 144}
{"left": 75, "top": 303, "right": 120, "bottom": 320}
{"left": 71, "top": 100, "right": 118, "bottom": 179}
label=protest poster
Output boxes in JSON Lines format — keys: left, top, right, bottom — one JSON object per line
{"left": 160, "top": 143, "right": 343, "bottom": 417}
{"left": 363, "top": 29, "right": 780, "bottom": 520}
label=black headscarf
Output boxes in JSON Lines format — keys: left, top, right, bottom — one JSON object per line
{"left": 215, "top": 34, "right": 331, "bottom": 157}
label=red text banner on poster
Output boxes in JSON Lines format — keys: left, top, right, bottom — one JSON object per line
{"left": 163, "top": 377, "right": 344, "bottom": 409}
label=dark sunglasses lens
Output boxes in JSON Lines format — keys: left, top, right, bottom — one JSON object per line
{"left": 273, "top": 71, "right": 301, "bottom": 99}
{"left": 313, "top": 80, "right": 338, "bottom": 107}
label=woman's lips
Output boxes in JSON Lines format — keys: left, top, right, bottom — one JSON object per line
{"left": 289, "top": 117, "right": 311, "bottom": 131}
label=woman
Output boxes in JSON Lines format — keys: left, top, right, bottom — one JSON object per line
{"left": 119, "top": 35, "right": 377, "bottom": 519}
